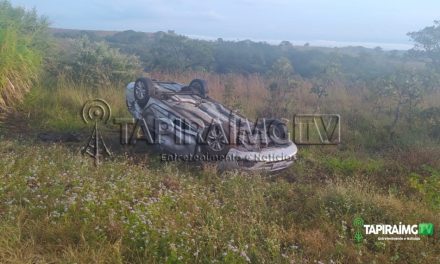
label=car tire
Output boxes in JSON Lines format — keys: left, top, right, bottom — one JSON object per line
{"left": 200, "top": 123, "right": 229, "bottom": 157}
{"left": 267, "top": 119, "right": 289, "bottom": 145}
{"left": 189, "top": 79, "right": 208, "bottom": 98}
{"left": 134, "top": 78, "right": 154, "bottom": 108}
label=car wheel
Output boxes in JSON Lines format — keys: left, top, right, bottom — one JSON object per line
{"left": 134, "top": 78, "right": 153, "bottom": 108}
{"left": 201, "top": 123, "right": 229, "bottom": 156}
{"left": 189, "top": 79, "right": 208, "bottom": 98}
{"left": 267, "top": 119, "right": 289, "bottom": 145}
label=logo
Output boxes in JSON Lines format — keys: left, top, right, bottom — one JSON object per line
{"left": 353, "top": 216, "right": 364, "bottom": 244}
{"left": 419, "top": 223, "right": 434, "bottom": 236}
{"left": 294, "top": 114, "right": 340, "bottom": 145}
{"left": 81, "top": 99, "right": 112, "bottom": 165}
{"left": 353, "top": 216, "right": 434, "bottom": 243}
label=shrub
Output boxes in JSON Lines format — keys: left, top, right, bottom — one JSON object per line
{"left": 0, "top": 0, "right": 48, "bottom": 110}
{"left": 56, "top": 36, "right": 142, "bottom": 88}
{"left": 409, "top": 166, "right": 440, "bottom": 209}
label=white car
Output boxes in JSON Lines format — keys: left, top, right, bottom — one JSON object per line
{"left": 126, "top": 77, "right": 297, "bottom": 172}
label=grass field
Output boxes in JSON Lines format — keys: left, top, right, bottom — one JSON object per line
{"left": 1, "top": 69, "right": 438, "bottom": 264}
{"left": 0, "top": 137, "right": 438, "bottom": 263}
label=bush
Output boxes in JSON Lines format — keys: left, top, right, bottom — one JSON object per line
{"left": 409, "top": 166, "right": 440, "bottom": 209}
{"left": 0, "top": 0, "right": 48, "bottom": 110}
{"left": 56, "top": 37, "right": 141, "bottom": 88}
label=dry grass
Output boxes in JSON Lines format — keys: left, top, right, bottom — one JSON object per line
{"left": 18, "top": 78, "right": 131, "bottom": 131}
{"left": 2, "top": 68, "right": 439, "bottom": 263}
{"left": 149, "top": 71, "right": 269, "bottom": 117}
{"left": 0, "top": 139, "right": 438, "bottom": 263}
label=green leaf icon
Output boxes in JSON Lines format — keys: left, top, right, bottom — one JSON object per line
{"left": 354, "top": 231, "right": 363, "bottom": 243}
{"left": 353, "top": 216, "right": 364, "bottom": 228}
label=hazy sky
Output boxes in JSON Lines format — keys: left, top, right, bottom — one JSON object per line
{"left": 11, "top": 0, "right": 440, "bottom": 49}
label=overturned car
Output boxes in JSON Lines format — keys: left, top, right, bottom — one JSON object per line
{"left": 126, "top": 78, "right": 297, "bottom": 172}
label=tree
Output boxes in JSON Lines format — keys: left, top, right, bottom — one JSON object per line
{"left": 420, "top": 107, "right": 440, "bottom": 141}
{"left": 149, "top": 34, "right": 213, "bottom": 72}
{"left": 58, "top": 37, "right": 141, "bottom": 88}
{"left": 372, "top": 69, "right": 427, "bottom": 136}
{"left": 408, "top": 20, "right": 440, "bottom": 70}
{"left": 310, "top": 83, "right": 328, "bottom": 112}
{"left": 310, "top": 63, "right": 339, "bottom": 112}
{"left": 264, "top": 57, "right": 297, "bottom": 117}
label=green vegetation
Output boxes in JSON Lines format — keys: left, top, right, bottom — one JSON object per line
{"left": 45, "top": 25, "right": 440, "bottom": 150}
{"left": 0, "top": 1, "right": 439, "bottom": 263}
{"left": 0, "top": 140, "right": 438, "bottom": 263}
{"left": 0, "top": 0, "right": 48, "bottom": 109}
{"left": 20, "top": 82, "right": 130, "bottom": 131}
{"left": 409, "top": 166, "right": 440, "bottom": 209}
{"left": 54, "top": 37, "right": 142, "bottom": 88}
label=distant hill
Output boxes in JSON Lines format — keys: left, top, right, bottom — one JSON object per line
{"left": 49, "top": 27, "right": 410, "bottom": 77}
{"left": 50, "top": 28, "right": 119, "bottom": 38}
{"left": 49, "top": 27, "right": 405, "bottom": 54}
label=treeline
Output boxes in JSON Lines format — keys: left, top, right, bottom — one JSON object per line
{"left": 54, "top": 29, "right": 409, "bottom": 80}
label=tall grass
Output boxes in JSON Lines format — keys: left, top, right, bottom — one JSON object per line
{"left": 0, "top": 1, "right": 48, "bottom": 111}
{"left": 150, "top": 71, "right": 269, "bottom": 118}
{"left": 20, "top": 78, "right": 131, "bottom": 131}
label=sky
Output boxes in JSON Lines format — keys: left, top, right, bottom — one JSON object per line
{"left": 11, "top": 0, "right": 440, "bottom": 50}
